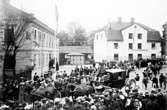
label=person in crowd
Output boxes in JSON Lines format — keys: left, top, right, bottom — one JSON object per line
{"left": 135, "top": 74, "right": 140, "bottom": 82}
{"left": 164, "top": 74, "right": 167, "bottom": 89}
{"left": 159, "top": 73, "right": 165, "bottom": 88}
{"left": 1, "top": 59, "right": 167, "bottom": 110}
{"left": 33, "top": 73, "right": 39, "bottom": 82}
{"left": 143, "top": 76, "right": 148, "bottom": 90}
{"left": 18, "top": 81, "right": 25, "bottom": 104}
{"left": 152, "top": 76, "right": 158, "bottom": 88}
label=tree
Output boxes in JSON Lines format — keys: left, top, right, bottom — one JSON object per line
{"left": 73, "top": 26, "right": 87, "bottom": 45}
{"left": 2, "top": 13, "right": 34, "bottom": 80}
{"left": 56, "top": 31, "right": 72, "bottom": 46}
{"left": 67, "top": 22, "right": 88, "bottom": 46}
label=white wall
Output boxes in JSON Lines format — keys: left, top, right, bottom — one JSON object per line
{"left": 147, "top": 42, "right": 161, "bottom": 58}
{"left": 106, "top": 41, "right": 126, "bottom": 61}
{"left": 94, "top": 31, "right": 107, "bottom": 62}
{"left": 94, "top": 24, "right": 161, "bottom": 63}
{"left": 121, "top": 24, "right": 148, "bottom": 60}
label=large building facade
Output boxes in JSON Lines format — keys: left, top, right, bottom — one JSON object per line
{"left": 0, "top": 1, "right": 59, "bottom": 79}
{"left": 94, "top": 18, "right": 161, "bottom": 63}
{"left": 162, "top": 22, "right": 167, "bottom": 57}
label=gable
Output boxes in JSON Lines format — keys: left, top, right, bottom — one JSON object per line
{"left": 122, "top": 23, "right": 161, "bottom": 42}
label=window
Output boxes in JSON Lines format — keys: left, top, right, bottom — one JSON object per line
{"left": 128, "top": 54, "right": 133, "bottom": 61}
{"left": 114, "top": 54, "right": 119, "bottom": 61}
{"left": 38, "top": 31, "right": 41, "bottom": 45}
{"left": 138, "top": 43, "right": 142, "bottom": 49}
{"left": 114, "top": 43, "right": 118, "bottom": 49}
{"left": 138, "top": 33, "right": 142, "bottom": 39}
{"left": 34, "top": 29, "right": 37, "bottom": 41}
{"left": 96, "top": 35, "right": 98, "bottom": 40}
{"left": 129, "top": 33, "right": 133, "bottom": 39}
{"left": 43, "top": 33, "right": 45, "bottom": 47}
{"left": 151, "top": 43, "right": 155, "bottom": 49}
{"left": 129, "top": 43, "right": 133, "bottom": 49}
{"left": 151, "top": 54, "right": 156, "bottom": 59}
{"left": 137, "top": 54, "right": 142, "bottom": 59}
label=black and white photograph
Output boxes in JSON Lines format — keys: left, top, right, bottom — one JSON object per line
{"left": 0, "top": 0, "right": 167, "bottom": 109}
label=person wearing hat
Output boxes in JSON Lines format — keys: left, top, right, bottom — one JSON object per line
{"left": 18, "top": 81, "right": 26, "bottom": 104}
{"left": 159, "top": 73, "right": 165, "bottom": 89}
{"left": 33, "top": 73, "right": 39, "bottom": 82}
{"left": 133, "top": 98, "right": 142, "bottom": 110}
{"left": 143, "top": 76, "right": 148, "bottom": 90}
{"left": 152, "top": 76, "right": 158, "bottom": 88}
{"left": 135, "top": 74, "right": 140, "bottom": 82}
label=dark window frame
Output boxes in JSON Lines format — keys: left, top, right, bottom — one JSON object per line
{"left": 129, "top": 33, "right": 133, "bottom": 39}
{"left": 114, "top": 43, "right": 118, "bottom": 49}
{"left": 138, "top": 43, "right": 142, "bottom": 49}
{"left": 128, "top": 54, "right": 133, "bottom": 61}
{"left": 137, "top": 54, "right": 142, "bottom": 59}
{"left": 138, "top": 33, "right": 142, "bottom": 39}
{"left": 151, "top": 43, "right": 156, "bottom": 49}
{"left": 114, "top": 54, "right": 119, "bottom": 61}
{"left": 151, "top": 54, "right": 156, "bottom": 59}
{"left": 129, "top": 43, "right": 133, "bottom": 49}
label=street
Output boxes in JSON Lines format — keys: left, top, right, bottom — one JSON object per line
{"left": 58, "top": 64, "right": 167, "bottom": 94}
{"left": 129, "top": 64, "right": 167, "bottom": 93}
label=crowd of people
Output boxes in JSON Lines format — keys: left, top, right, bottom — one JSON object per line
{"left": 0, "top": 59, "right": 167, "bottom": 110}
{"left": 141, "top": 63, "right": 167, "bottom": 90}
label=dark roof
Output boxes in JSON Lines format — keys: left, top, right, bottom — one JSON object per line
{"left": 108, "top": 21, "right": 132, "bottom": 30}
{"left": 95, "top": 21, "right": 161, "bottom": 42}
{"left": 106, "top": 29, "right": 123, "bottom": 41}
{"left": 60, "top": 46, "right": 93, "bottom": 54}
{"left": 147, "top": 31, "right": 161, "bottom": 42}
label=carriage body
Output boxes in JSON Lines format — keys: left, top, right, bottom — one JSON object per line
{"left": 103, "top": 69, "right": 126, "bottom": 88}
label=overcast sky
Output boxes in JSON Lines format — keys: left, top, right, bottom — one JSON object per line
{"left": 11, "top": 0, "right": 167, "bottom": 33}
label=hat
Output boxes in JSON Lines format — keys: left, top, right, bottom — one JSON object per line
{"left": 20, "top": 82, "right": 25, "bottom": 85}
{"left": 151, "top": 89, "right": 157, "bottom": 94}
{"left": 54, "top": 98, "right": 61, "bottom": 104}
{"left": 145, "top": 92, "right": 149, "bottom": 96}
{"left": 96, "top": 85, "right": 103, "bottom": 90}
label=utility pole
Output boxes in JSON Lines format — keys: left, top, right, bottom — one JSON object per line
{"left": 54, "top": 0, "right": 59, "bottom": 68}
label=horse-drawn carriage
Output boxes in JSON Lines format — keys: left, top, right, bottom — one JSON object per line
{"left": 99, "top": 68, "right": 131, "bottom": 88}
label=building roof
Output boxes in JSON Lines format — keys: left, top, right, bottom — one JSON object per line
{"left": 67, "top": 52, "right": 84, "bottom": 56}
{"left": 60, "top": 46, "right": 93, "bottom": 54}
{"left": 105, "top": 68, "right": 126, "bottom": 73}
{"left": 106, "top": 29, "right": 123, "bottom": 41}
{"left": 2, "top": 3, "right": 55, "bottom": 35}
{"left": 95, "top": 21, "right": 161, "bottom": 42}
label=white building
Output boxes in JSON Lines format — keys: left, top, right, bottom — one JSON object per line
{"left": 94, "top": 18, "right": 161, "bottom": 63}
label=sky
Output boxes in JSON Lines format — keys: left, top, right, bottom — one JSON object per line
{"left": 10, "top": 0, "right": 167, "bottom": 34}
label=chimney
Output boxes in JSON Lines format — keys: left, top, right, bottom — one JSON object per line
{"left": 130, "top": 17, "right": 135, "bottom": 23}
{"left": 118, "top": 17, "right": 122, "bottom": 23}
